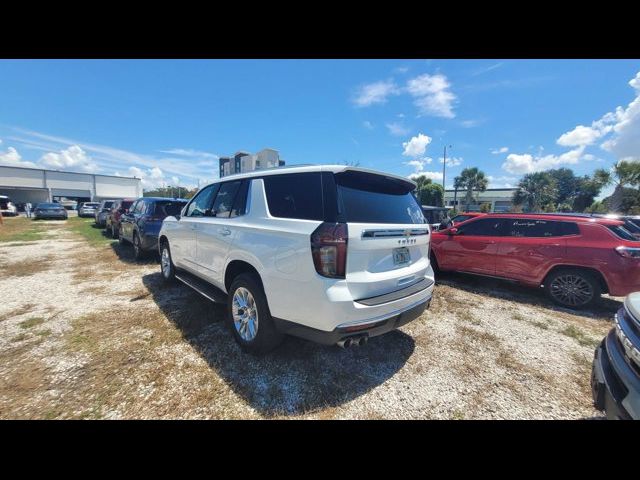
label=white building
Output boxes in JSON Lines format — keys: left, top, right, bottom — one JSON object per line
{"left": 444, "top": 188, "right": 517, "bottom": 212}
{"left": 219, "top": 148, "right": 285, "bottom": 178}
{"left": 0, "top": 165, "right": 142, "bottom": 205}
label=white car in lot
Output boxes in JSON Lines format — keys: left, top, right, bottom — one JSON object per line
{"left": 158, "top": 165, "right": 434, "bottom": 354}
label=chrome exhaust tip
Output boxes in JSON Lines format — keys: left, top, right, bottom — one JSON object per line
{"left": 337, "top": 338, "right": 353, "bottom": 349}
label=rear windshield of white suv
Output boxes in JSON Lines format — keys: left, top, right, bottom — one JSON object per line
{"left": 335, "top": 171, "right": 425, "bottom": 224}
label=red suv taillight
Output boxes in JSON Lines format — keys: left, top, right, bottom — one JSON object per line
{"left": 311, "top": 222, "right": 348, "bottom": 279}
{"left": 615, "top": 246, "right": 640, "bottom": 258}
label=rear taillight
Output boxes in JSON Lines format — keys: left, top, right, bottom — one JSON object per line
{"left": 310, "top": 222, "right": 348, "bottom": 279}
{"left": 615, "top": 246, "right": 640, "bottom": 258}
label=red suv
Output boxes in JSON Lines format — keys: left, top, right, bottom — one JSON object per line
{"left": 105, "top": 198, "right": 135, "bottom": 239}
{"left": 430, "top": 213, "right": 640, "bottom": 309}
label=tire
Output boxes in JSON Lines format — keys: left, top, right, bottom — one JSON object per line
{"left": 118, "top": 229, "right": 128, "bottom": 245}
{"left": 159, "top": 240, "right": 176, "bottom": 283}
{"left": 544, "top": 268, "right": 601, "bottom": 309}
{"left": 430, "top": 250, "right": 440, "bottom": 274}
{"left": 227, "top": 273, "right": 283, "bottom": 355}
{"left": 133, "top": 232, "right": 146, "bottom": 260}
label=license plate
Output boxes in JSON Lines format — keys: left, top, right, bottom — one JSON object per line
{"left": 393, "top": 247, "right": 411, "bottom": 266}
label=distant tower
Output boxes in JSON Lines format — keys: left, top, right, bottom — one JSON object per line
{"left": 219, "top": 157, "right": 230, "bottom": 178}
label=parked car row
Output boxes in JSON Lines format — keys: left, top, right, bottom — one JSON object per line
{"left": 92, "top": 197, "right": 188, "bottom": 259}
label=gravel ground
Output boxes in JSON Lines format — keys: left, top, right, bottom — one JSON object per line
{"left": 0, "top": 218, "right": 615, "bottom": 419}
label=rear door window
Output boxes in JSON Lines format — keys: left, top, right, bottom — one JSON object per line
{"left": 336, "top": 171, "right": 424, "bottom": 224}
{"left": 212, "top": 181, "right": 242, "bottom": 218}
{"left": 264, "top": 173, "right": 324, "bottom": 221}
{"left": 457, "top": 218, "right": 504, "bottom": 236}
{"left": 230, "top": 180, "right": 250, "bottom": 218}
{"left": 504, "top": 219, "right": 558, "bottom": 237}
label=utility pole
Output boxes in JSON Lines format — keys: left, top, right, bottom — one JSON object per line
{"left": 442, "top": 144, "right": 452, "bottom": 207}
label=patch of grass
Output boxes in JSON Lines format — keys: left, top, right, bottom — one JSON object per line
{"left": 451, "top": 410, "right": 465, "bottom": 420}
{"left": 0, "top": 304, "right": 36, "bottom": 322}
{"left": 66, "top": 217, "right": 115, "bottom": 247}
{"left": 561, "top": 325, "right": 598, "bottom": 348}
{"left": 19, "top": 317, "right": 46, "bottom": 329}
{"left": 529, "top": 320, "right": 549, "bottom": 330}
{"left": 0, "top": 256, "right": 54, "bottom": 278}
{"left": 11, "top": 332, "right": 29, "bottom": 342}
{"left": 36, "top": 329, "right": 52, "bottom": 338}
{"left": 0, "top": 217, "right": 48, "bottom": 242}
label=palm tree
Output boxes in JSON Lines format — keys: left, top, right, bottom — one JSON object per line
{"left": 512, "top": 172, "right": 557, "bottom": 212}
{"left": 453, "top": 175, "right": 464, "bottom": 211}
{"left": 456, "top": 167, "right": 488, "bottom": 210}
{"left": 593, "top": 161, "right": 640, "bottom": 213}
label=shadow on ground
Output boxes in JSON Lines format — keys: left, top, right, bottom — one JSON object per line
{"left": 109, "top": 241, "right": 159, "bottom": 265}
{"left": 435, "top": 270, "right": 621, "bottom": 319}
{"left": 141, "top": 272, "right": 415, "bottom": 416}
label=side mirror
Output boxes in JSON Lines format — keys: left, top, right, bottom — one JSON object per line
{"left": 448, "top": 227, "right": 458, "bottom": 236}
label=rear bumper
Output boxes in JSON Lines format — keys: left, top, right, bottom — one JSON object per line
{"left": 273, "top": 295, "right": 431, "bottom": 345}
{"left": 591, "top": 330, "right": 640, "bottom": 419}
{"left": 35, "top": 213, "right": 67, "bottom": 219}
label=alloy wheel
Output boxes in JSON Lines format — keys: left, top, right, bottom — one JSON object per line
{"left": 232, "top": 287, "right": 259, "bottom": 341}
{"left": 549, "top": 274, "right": 593, "bottom": 307}
{"left": 161, "top": 247, "right": 171, "bottom": 278}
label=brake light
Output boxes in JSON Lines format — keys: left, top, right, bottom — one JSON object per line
{"left": 310, "top": 222, "right": 348, "bottom": 278}
{"left": 615, "top": 246, "right": 640, "bottom": 258}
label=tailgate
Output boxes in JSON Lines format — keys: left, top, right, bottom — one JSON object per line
{"left": 345, "top": 223, "right": 430, "bottom": 300}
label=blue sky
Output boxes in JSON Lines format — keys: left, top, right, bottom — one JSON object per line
{"left": 1, "top": 59, "right": 639, "bottom": 194}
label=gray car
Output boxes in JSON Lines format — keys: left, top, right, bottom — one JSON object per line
{"left": 94, "top": 200, "right": 116, "bottom": 227}
{"left": 34, "top": 202, "right": 68, "bottom": 220}
{"left": 79, "top": 202, "right": 101, "bottom": 217}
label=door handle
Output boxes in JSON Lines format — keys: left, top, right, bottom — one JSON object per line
{"left": 218, "top": 228, "right": 231, "bottom": 236}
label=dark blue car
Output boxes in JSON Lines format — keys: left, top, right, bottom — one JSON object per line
{"left": 118, "top": 197, "right": 188, "bottom": 259}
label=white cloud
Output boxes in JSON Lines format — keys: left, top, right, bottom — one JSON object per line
{"left": 9, "top": 127, "right": 217, "bottom": 183}
{"left": 362, "top": 121, "right": 374, "bottom": 130}
{"left": 0, "top": 146, "right": 37, "bottom": 168}
{"left": 460, "top": 119, "right": 481, "bottom": 128}
{"left": 487, "top": 175, "right": 518, "bottom": 188}
{"left": 557, "top": 125, "right": 603, "bottom": 147}
{"left": 471, "top": 62, "right": 504, "bottom": 76}
{"left": 158, "top": 148, "right": 218, "bottom": 160}
{"left": 491, "top": 146, "right": 509, "bottom": 154}
{"left": 404, "top": 158, "right": 433, "bottom": 174}
{"left": 599, "top": 72, "right": 640, "bottom": 161}
{"left": 440, "top": 156, "right": 462, "bottom": 167}
{"left": 502, "top": 147, "right": 586, "bottom": 174}
{"left": 386, "top": 122, "right": 411, "bottom": 136}
{"left": 393, "top": 66, "right": 409, "bottom": 74}
{"left": 40, "top": 145, "right": 98, "bottom": 172}
{"left": 352, "top": 80, "right": 399, "bottom": 107}
{"left": 406, "top": 73, "right": 456, "bottom": 118}
{"left": 409, "top": 171, "right": 443, "bottom": 181}
{"left": 127, "top": 166, "right": 176, "bottom": 190}
{"left": 402, "top": 133, "right": 432, "bottom": 157}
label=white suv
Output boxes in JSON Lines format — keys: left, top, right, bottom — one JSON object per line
{"left": 158, "top": 165, "right": 434, "bottom": 354}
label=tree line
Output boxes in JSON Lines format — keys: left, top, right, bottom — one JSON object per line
{"left": 411, "top": 160, "right": 640, "bottom": 215}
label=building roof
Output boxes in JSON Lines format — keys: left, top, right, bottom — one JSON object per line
{"left": 0, "top": 164, "right": 140, "bottom": 181}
